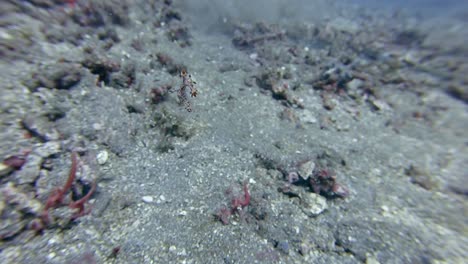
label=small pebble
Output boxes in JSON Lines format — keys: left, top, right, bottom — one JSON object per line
{"left": 142, "top": 196, "right": 154, "bottom": 203}
{"left": 0, "top": 163, "right": 12, "bottom": 177}
{"left": 92, "top": 123, "right": 103, "bottom": 130}
{"left": 169, "top": 245, "right": 177, "bottom": 252}
{"left": 178, "top": 210, "right": 188, "bottom": 216}
{"left": 47, "top": 252, "right": 56, "bottom": 260}
{"left": 157, "top": 195, "right": 166, "bottom": 204}
{"left": 299, "top": 241, "right": 312, "bottom": 256}
{"left": 276, "top": 240, "right": 289, "bottom": 254}
{"left": 96, "top": 150, "right": 108, "bottom": 165}
{"left": 178, "top": 248, "right": 187, "bottom": 256}
{"left": 370, "top": 99, "right": 389, "bottom": 111}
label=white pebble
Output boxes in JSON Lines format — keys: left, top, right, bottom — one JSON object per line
{"left": 92, "top": 123, "right": 103, "bottom": 130}
{"left": 142, "top": 196, "right": 154, "bottom": 203}
{"left": 0, "top": 163, "right": 12, "bottom": 177}
{"left": 169, "top": 245, "right": 177, "bottom": 252}
{"left": 178, "top": 210, "right": 188, "bottom": 216}
{"left": 96, "top": 150, "right": 108, "bottom": 165}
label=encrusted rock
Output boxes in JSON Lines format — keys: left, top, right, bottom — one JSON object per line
{"left": 0, "top": 182, "right": 43, "bottom": 215}
{"left": 13, "top": 154, "right": 42, "bottom": 185}
{"left": 300, "top": 192, "right": 327, "bottom": 217}
{"left": 27, "top": 63, "right": 82, "bottom": 91}
{"left": 35, "top": 141, "right": 61, "bottom": 158}
{"left": 22, "top": 116, "right": 60, "bottom": 141}
{"left": 0, "top": 182, "right": 43, "bottom": 239}
{"left": 0, "top": 210, "right": 25, "bottom": 240}
{"left": 297, "top": 160, "right": 315, "bottom": 179}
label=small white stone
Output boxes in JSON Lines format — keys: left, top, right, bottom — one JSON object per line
{"left": 47, "top": 252, "right": 56, "bottom": 259}
{"left": 0, "top": 31, "right": 13, "bottom": 40}
{"left": 0, "top": 163, "right": 12, "bottom": 177}
{"left": 178, "top": 210, "right": 188, "bottom": 216}
{"left": 294, "top": 226, "right": 300, "bottom": 234}
{"left": 92, "top": 123, "right": 103, "bottom": 130}
{"left": 96, "top": 150, "right": 108, "bottom": 165}
{"left": 169, "top": 245, "right": 177, "bottom": 252}
{"left": 178, "top": 248, "right": 187, "bottom": 256}
{"left": 370, "top": 99, "right": 389, "bottom": 111}
{"left": 142, "top": 196, "right": 154, "bottom": 203}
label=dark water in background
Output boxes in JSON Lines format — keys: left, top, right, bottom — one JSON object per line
{"left": 179, "top": 0, "right": 468, "bottom": 34}
{"left": 350, "top": 0, "right": 468, "bottom": 17}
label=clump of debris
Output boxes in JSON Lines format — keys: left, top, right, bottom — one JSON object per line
{"left": 215, "top": 181, "right": 251, "bottom": 225}
{"left": 280, "top": 158, "right": 349, "bottom": 199}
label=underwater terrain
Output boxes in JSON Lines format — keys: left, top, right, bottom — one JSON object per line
{"left": 0, "top": 0, "right": 467, "bottom": 263}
